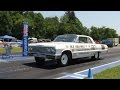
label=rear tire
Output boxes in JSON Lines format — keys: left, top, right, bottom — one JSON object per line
{"left": 57, "top": 52, "right": 72, "bottom": 67}
{"left": 91, "top": 52, "right": 100, "bottom": 60}
{"left": 35, "top": 57, "right": 45, "bottom": 66}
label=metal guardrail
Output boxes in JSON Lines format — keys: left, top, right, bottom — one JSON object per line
{"left": 1, "top": 43, "right": 13, "bottom": 59}
{"left": 0, "top": 42, "right": 22, "bottom": 47}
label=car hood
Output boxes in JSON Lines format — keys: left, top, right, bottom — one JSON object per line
{"left": 28, "top": 42, "right": 75, "bottom": 47}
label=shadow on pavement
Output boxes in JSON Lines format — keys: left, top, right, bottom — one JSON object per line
{"left": 23, "top": 58, "right": 103, "bottom": 70}
{"left": 70, "top": 57, "right": 103, "bottom": 65}
{"left": 23, "top": 61, "right": 59, "bottom": 70}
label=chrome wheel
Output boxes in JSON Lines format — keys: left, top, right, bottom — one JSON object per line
{"left": 61, "top": 54, "right": 68, "bottom": 65}
{"left": 57, "top": 52, "right": 72, "bottom": 67}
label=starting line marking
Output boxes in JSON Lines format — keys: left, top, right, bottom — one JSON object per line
{"left": 56, "top": 74, "right": 87, "bottom": 79}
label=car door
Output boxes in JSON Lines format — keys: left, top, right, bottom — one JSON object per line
{"left": 76, "top": 36, "right": 90, "bottom": 58}
{"left": 87, "top": 37, "right": 96, "bottom": 56}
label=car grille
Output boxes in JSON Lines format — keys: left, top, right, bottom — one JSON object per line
{"left": 28, "top": 46, "right": 46, "bottom": 53}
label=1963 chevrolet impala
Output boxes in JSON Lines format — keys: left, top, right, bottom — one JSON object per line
{"left": 28, "top": 34, "right": 108, "bottom": 66}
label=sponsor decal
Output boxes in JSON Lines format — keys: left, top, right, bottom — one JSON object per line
{"left": 91, "top": 45, "right": 96, "bottom": 50}
{"left": 22, "top": 22, "right": 28, "bottom": 56}
{"left": 75, "top": 45, "right": 79, "bottom": 48}
{"left": 70, "top": 45, "right": 74, "bottom": 48}
{"left": 101, "top": 45, "right": 105, "bottom": 49}
{"left": 66, "top": 45, "right": 68, "bottom": 48}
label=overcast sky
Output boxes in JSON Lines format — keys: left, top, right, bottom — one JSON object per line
{"left": 34, "top": 11, "right": 120, "bottom": 35}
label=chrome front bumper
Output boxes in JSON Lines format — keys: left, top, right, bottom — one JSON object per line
{"left": 33, "top": 53, "right": 61, "bottom": 61}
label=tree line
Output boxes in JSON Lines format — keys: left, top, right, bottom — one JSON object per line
{"left": 0, "top": 11, "right": 119, "bottom": 40}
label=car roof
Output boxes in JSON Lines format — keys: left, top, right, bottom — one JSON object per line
{"left": 59, "top": 34, "right": 89, "bottom": 37}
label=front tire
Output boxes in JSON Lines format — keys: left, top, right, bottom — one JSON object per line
{"left": 35, "top": 57, "right": 45, "bottom": 66}
{"left": 57, "top": 52, "right": 72, "bottom": 67}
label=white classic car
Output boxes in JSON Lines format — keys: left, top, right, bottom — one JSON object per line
{"left": 28, "top": 34, "right": 108, "bottom": 66}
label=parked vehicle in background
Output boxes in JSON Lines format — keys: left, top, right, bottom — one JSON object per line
{"left": 0, "top": 38, "right": 22, "bottom": 47}
{"left": 0, "top": 40, "right": 2, "bottom": 43}
{"left": 28, "top": 34, "right": 108, "bottom": 66}
{"left": 108, "top": 38, "right": 119, "bottom": 46}
{"left": 0, "top": 40, "right": 4, "bottom": 47}
{"left": 101, "top": 39, "right": 113, "bottom": 47}
{"left": 0, "top": 38, "right": 3, "bottom": 41}
{"left": 94, "top": 40, "right": 101, "bottom": 44}
{"left": 8, "top": 39, "right": 22, "bottom": 47}
{"left": 38, "top": 39, "right": 51, "bottom": 42}
{"left": 28, "top": 38, "right": 38, "bottom": 43}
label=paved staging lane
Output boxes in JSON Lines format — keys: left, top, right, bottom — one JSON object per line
{"left": 0, "top": 46, "right": 120, "bottom": 79}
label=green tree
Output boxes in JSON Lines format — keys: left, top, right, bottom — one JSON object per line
{"left": 33, "top": 13, "right": 44, "bottom": 38}
{"left": 90, "top": 26, "right": 118, "bottom": 40}
{"left": 0, "top": 11, "right": 13, "bottom": 36}
{"left": 59, "top": 11, "right": 85, "bottom": 35}
{"left": 23, "top": 12, "right": 44, "bottom": 38}
{"left": 43, "top": 16, "right": 59, "bottom": 39}
{"left": 90, "top": 26, "right": 100, "bottom": 40}
{"left": 10, "top": 11, "right": 44, "bottom": 39}
{"left": 10, "top": 11, "right": 25, "bottom": 39}
{"left": 0, "top": 11, "right": 118, "bottom": 41}
{"left": 83, "top": 26, "right": 90, "bottom": 36}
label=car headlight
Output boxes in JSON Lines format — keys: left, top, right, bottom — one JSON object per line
{"left": 46, "top": 47, "right": 56, "bottom": 54}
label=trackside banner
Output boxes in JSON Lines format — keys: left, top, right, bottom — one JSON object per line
{"left": 22, "top": 22, "right": 28, "bottom": 56}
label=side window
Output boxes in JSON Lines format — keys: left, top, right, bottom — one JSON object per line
{"left": 87, "top": 38, "right": 93, "bottom": 43}
{"left": 79, "top": 37, "right": 87, "bottom": 43}
{"left": 78, "top": 37, "right": 93, "bottom": 43}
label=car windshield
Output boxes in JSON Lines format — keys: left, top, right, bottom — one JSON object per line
{"left": 53, "top": 34, "right": 77, "bottom": 42}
